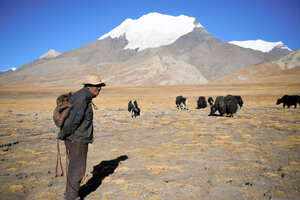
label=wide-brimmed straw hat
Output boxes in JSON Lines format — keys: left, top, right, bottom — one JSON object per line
{"left": 83, "top": 74, "right": 106, "bottom": 86}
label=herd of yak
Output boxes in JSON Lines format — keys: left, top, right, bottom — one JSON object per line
{"left": 128, "top": 95, "right": 300, "bottom": 118}
{"left": 176, "top": 95, "right": 243, "bottom": 117}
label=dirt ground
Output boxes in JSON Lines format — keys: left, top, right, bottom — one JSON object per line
{"left": 0, "top": 82, "right": 299, "bottom": 200}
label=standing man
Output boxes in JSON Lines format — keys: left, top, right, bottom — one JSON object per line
{"left": 58, "top": 74, "right": 105, "bottom": 200}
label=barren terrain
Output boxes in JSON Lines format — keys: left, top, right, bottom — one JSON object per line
{"left": 0, "top": 82, "right": 299, "bottom": 200}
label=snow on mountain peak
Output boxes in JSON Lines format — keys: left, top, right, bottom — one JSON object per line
{"left": 98, "top": 12, "right": 203, "bottom": 51}
{"left": 229, "top": 39, "right": 292, "bottom": 53}
{"left": 0, "top": 67, "right": 17, "bottom": 75}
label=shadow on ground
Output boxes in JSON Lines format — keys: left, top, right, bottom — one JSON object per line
{"left": 78, "top": 155, "right": 128, "bottom": 199}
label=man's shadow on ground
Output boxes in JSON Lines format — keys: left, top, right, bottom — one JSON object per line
{"left": 78, "top": 155, "right": 128, "bottom": 199}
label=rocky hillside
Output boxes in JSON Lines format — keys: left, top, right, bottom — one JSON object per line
{"left": 214, "top": 50, "right": 300, "bottom": 83}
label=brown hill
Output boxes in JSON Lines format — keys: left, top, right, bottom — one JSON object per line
{"left": 258, "top": 65, "right": 300, "bottom": 83}
{"left": 214, "top": 63, "right": 300, "bottom": 84}
{"left": 214, "top": 62, "right": 282, "bottom": 82}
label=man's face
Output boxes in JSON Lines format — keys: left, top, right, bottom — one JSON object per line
{"left": 87, "top": 85, "right": 102, "bottom": 96}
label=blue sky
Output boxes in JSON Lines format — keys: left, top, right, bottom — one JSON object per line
{"left": 0, "top": 0, "right": 299, "bottom": 71}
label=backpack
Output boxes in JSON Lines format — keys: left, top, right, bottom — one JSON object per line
{"left": 53, "top": 92, "right": 98, "bottom": 128}
{"left": 53, "top": 92, "right": 74, "bottom": 128}
{"left": 53, "top": 92, "right": 74, "bottom": 178}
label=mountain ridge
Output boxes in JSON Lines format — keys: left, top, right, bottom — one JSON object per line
{"left": 0, "top": 13, "right": 294, "bottom": 87}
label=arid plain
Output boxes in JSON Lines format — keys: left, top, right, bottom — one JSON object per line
{"left": 0, "top": 79, "right": 299, "bottom": 199}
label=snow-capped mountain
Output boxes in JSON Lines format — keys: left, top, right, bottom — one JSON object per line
{"left": 0, "top": 67, "right": 17, "bottom": 75}
{"left": 229, "top": 39, "right": 291, "bottom": 56}
{"left": 0, "top": 13, "right": 280, "bottom": 86}
{"left": 98, "top": 12, "right": 203, "bottom": 51}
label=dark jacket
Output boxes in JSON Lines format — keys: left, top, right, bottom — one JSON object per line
{"left": 58, "top": 86, "right": 95, "bottom": 143}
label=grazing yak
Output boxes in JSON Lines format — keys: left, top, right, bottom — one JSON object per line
{"left": 196, "top": 96, "right": 207, "bottom": 109}
{"left": 128, "top": 100, "right": 140, "bottom": 117}
{"left": 234, "top": 95, "right": 243, "bottom": 108}
{"left": 209, "top": 96, "right": 226, "bottom": 116}
{"left": 276, "top": 95, "right": 300, "bottom": 109}
{"left": 209, "top": 95, "right": 238, "bottom": 117}
{"left": 208, "top": 97, "right": 214, "bottom": 107}
{"left": 176, "top": 96, "right": 188, "bottom": 110}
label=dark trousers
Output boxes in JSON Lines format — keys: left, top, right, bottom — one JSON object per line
{"left": 65, "top": 140, "right": 88, "bottom": 200}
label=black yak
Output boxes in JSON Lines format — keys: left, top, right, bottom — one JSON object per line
{"left": 209, "top": 95, "right": 238, "bottom": 117}
{"left": 128, "top": 100, "right": 140, "bottom": 117}
{"left": 276, "top": 95, "right": 300, "bottom": 109}
{"left": 209, "top": 96, "right": 226, "bottom": 116}
{"left": 196, "top": 96, "right": 207, "bottom": 109}
{"left": 175, "top": 96, "right": 188, "bottom": 110}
